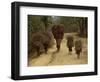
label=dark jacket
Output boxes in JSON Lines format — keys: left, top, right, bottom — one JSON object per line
{"left": 52, "top": 24, "right": 64, "bottom": 39}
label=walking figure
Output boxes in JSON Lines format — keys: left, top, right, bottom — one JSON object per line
{"left": 66, "top": 35, "right": 74, "bottom": 55}
{"left": 75, "top": 39, "right": 82, "bottom": 59}
{"left": 52, "top": 24, "right": 64, "bottom": 52}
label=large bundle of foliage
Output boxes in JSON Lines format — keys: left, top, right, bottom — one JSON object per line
{"left": 28, "top": 32, "right": 54, "bottom": 55}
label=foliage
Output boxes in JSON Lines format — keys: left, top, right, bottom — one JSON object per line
{"left": 28, "top": 15, "right": 88, "bottom": 54}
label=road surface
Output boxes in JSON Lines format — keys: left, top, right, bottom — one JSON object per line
{"left": 28, "top": 33, "right": 88, "bottom": 66}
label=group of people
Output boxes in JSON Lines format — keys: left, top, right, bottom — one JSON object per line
{"left": 31, "top": 24, "right": 82, "bottom": 59}
{"left": 52, "top": 24, "right": 82, "bottom": 59}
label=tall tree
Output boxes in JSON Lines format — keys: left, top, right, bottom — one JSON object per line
{"left": 76, "top": 17, "right": 88, "bottom": 37}
{"left": 41, "top": 16, "right": 49, "bottom": 31}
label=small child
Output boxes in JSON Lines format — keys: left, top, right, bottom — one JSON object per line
{"left": 66, "top": 35, "right": 74, "bottom": 54}
{"left": 75, "top": 39, "right": 82, "bottom": 59}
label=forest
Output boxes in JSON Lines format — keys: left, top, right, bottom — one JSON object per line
{"left": 28, "top": 15, "right": 87, "bottom": 36}
{"left": 28, "top": 15, "right": 88, "bottom": 66}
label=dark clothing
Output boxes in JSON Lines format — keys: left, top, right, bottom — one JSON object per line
{"left": 75, "top": 39, "right": 82, "bottom": 52}
{"left": 52, "top": 24, "right": 64, "bottom": 51}
{"left": 52, "top": 24, "right": 64, "bottom": 39}
{"left": 67, "top": 36, "right": 74, "bottom": 48}
{"left": 69, "top": 47, "right": 72, "bottom": 52}
{"left": 67, "top": 35, "right": 74, "bottom": 52}
{"left": 76, "top": 49, "right": 81, "bottom": 55}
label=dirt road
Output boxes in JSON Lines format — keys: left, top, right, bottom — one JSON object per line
{"left": 28, "top": 33, "right": 88, "bottom": 66}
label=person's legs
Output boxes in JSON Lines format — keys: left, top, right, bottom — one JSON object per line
{"left": 68, "top": 47, "right": 72, "bottom": 55}
{"left": 44, "top": 44, "right": 48, "bottom": 54}
{"left": 56, "top": 45, "right": 60, "bottom": 51}
{"left": 76, "top": 50, "right": 81, "bottom": 59}
{"left": 69, "top": 47, "right": 72, "bottom": 52}
{"left": 56, "top": 39, "right": 62, "bottom": 52}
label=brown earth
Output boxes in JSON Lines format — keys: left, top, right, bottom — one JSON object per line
{"left": 28, "top": 33, "right": 88, "bottom": 66}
